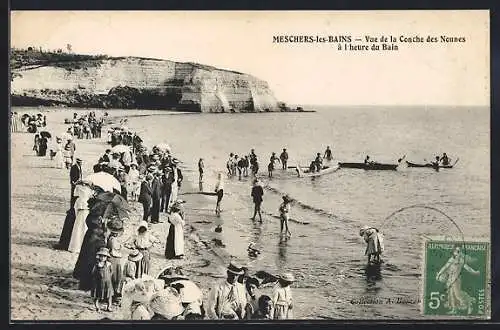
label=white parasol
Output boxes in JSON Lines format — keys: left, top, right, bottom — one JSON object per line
{"left": 111, "top": 144, "right": 131, "bottom": 154}
{"left": 83, "top": 172, "right": 121, "bottom": 193}
{"left": 169, "top": 280, "right": 203, "bottom": 305}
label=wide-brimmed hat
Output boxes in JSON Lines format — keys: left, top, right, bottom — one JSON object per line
{"left": 158, "top": 267, "right": 189, "bottom": 282}
{"left": 96, "top": 247, "right": 111, "bottom": 258}
{"left": 138, "top": 221, "right": 149, "bottom": 231}
{"left": 147, "top": 165, "right": 158, "bottom": 172}
{"left": 149, "top": 288, "right": 184, "bottom": 320}
{"left": 128, "top": 249, "right": 143, "bottom": 262}
{"left": 172, "top": 158, "right": 180, "bottom": 165}
{"left": 76, "top": 158, "right": 82, "bottom": 163}
{"left": 279, "top": 272, "right": 295, "bottom": 282}
{"left": 227, "top": 261, "right": 244, "bottom": 275}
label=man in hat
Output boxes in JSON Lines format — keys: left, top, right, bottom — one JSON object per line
{"left": 99, "top": 149, "right": 112, "bottom": 164}
{"left": 251, "top": 179, "right": 264, "bottom": 222}
{"left": 207, "top": 261, "right": 247, "bottom": 320}
{"left": 280, "top": 148, "right": 289, "bottom": 170}
{"left": 70, "top": 158, "right": 83, "bottom": 208}
{"left": 138, "top": 174, "right": 153, "bottom": 222}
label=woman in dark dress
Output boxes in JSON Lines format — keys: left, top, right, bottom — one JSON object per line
{"left": 38, "top": 137, "right": 48, "bottom": 156}
{"left": 73, "top": 214, "right": 106, "bottom": 291}
{"left": 55, "top": 208, "right": 76, "bottom": 250}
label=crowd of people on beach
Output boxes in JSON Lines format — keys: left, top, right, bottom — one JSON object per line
{"left": 13, "top": 109, "right": 391, "bottom": 320}
{"left": 16, "top": 110, "right": 303, "bottom": 320}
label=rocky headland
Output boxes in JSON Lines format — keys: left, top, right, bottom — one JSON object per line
{"left": 11, "top": 49, "right": 306, "bottom": 113}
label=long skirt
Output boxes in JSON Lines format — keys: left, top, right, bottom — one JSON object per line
{"left": 54, "top": 151, "right": 64, "bottom": 169}
{"left": 138, "top": 249, "right": 150, "bottom": 276}
{"left": 168, "top": 184, "right": 178, "bottom": 208}
{"left": 68, "top": 209, "right": 89, "bottom": 253}
{"left": 57, "top": 208, "right": 76, "bottom": 250}
{"left": 108, "top": 256, "right": 123, "bottom": 297}
{"left": 73, "top": 228, "right": 106, "bottom": 291}
{"left": 165, "top": 224, "right": 184, "bottom": 259}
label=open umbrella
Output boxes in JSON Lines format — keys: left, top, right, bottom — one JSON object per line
{"left": 88, "top": 192, "right": 129, "bottom": 221}
{"left": 40, "top": 131, "right": 52, "bottom": 139}
{"left": 84, "top": 172, "right": 121, "bottom": 193}
{"left": 155, "top": 143, "right": 171, "bottom": 153}
{"left": 112, "top": 144, "right": 131, "bottom": 154}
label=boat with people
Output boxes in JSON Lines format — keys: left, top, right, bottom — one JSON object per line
{"left": 295, "top": 164, "right": 339, "bottom": 178}
{"left": 338, "top": 162, "right": 399, "bottom": 171}
{"left": 406, "top": 158, "right": 459, "bottom": 169}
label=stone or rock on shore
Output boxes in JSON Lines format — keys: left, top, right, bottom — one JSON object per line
{"left": 11, "top": 50, "right": 284, "bottom": 112}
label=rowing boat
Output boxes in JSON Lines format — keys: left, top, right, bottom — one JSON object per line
{"left": 338, "top": 162, "right": 399, "bottom": 171}
{"left": 406, "top": 158, "right": 459, "bottom": 169}
{"left": 296, "top": 165, "right": 339, "bottom": 178}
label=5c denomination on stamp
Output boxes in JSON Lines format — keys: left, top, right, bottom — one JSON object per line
{"left": 422, "top": 239, "right": 490, "bottom": 318}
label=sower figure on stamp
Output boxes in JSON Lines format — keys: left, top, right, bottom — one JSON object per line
{"left": 436, "top": 245, "right": 480, "bottom": 315}
{"left": 359, "top": 226, "right": 384, "bottom": 264}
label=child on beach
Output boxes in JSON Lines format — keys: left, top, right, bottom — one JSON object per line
{"left": 272, "top": 272, "right": 295, "bottom": 319}
{"left": 106, "top": 219, "right": 124, "bottom": 304}
{"left": 124, "top": 221, "right": 161, "bottom": 276}
{"left": 123, "top": 249, "right": 144, "bottom": 281}
{"left": 279, "top": 195, "right": 292, "bottom": 237}
{"left": 214, "top": 173, "right": 224, "bottom": 216}
{"left": 359, "top": 226, "right": 385, "bottom": 264}
{"left": 91, "top": 248, "right": 114, "bottom": 312}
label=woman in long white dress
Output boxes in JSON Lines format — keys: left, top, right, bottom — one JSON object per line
{"left": 54, "top": 139, "right": 64, "bottom": 169}
{"left": 68, "top": 184, "right": 94, "bottom": 253}
{"left": 165, "top": 202, "right": 185, "bottom": 259}
{"left": 168, "top": 161, "right": 180, "bottom": 209}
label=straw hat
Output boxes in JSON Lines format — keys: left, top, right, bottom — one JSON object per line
{"left": 279, "top": 272, "right": 295, "bottom": 283}
{"left": 96, "top": 247, "right": 111, "bottom": 258}
{"left": 128, "top": 249, "right": 143, "bottom": 262}
{"left": 359, "top": 226, "right": 370, "bottom": 237}
{"left": 149, "top": 288, "right": 184, "bottom": 320}
{"left": 227, "top": 261, "right": 244, "bottom": 275}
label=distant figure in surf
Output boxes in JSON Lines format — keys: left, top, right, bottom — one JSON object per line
{"left": 198, "top": 158, "right": 204, "bottom": 183}
{"left": 323, "top": 146, "right": 333, "bottom": 161}
{"left": 280, "top": 149, "right": 289, "bottom": 170}
{"left": 359, "top": 226, "right": 384, "bottom": 264}
{"left": 279, "top": 195, "right": 292, "bottom": 238}
{"left": 214, "top": 173, "right": 224, "bottom": 216}
{"left": 251, "top": 179, "right": 264, "bottom": 222}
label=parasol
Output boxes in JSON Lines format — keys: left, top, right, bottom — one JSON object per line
{"left": 155, "top": 143, "right": 171, "bottom": 153}
{"left": 84, "top": 172, "right": 121, "bottom": 193}
{"left": 40, "top": 131, "right": 51, "bottom": 139}
{"left": 90, "top": 191, "right": 129, "bottom": 221}
{"left": 111, "top": 144, "right": 131, "bottom": 154}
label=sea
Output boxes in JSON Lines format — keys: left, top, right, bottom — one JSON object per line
{"left": 122, "top": 105, "right": 490, "bottom": 319}
{"left": 20, "top": 105, "right": 490, "bottom": 319}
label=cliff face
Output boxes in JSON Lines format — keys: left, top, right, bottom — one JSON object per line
{"left": 10, "top": 51, "right": 281, "bottom": 112}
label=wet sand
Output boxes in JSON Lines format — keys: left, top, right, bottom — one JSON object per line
{"left": 10, "top": 108, "right": 308, "bottom": 320}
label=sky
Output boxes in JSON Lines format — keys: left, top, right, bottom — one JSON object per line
{"left": 10, "top": 10, "right": 489, "bottom": 106}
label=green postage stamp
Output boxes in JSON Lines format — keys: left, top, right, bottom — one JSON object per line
{"left": 423, "top": 239, "right": 490, "bottom": 318}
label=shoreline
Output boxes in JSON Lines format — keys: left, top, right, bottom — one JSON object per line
{"left": 9, "top": 108, "right": 246, "bottom": 320}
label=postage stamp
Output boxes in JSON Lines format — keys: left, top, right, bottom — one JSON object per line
{"left": 422, "top": 239, "right": 490, "bottom": 318}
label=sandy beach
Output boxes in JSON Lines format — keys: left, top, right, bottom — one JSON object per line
{"left": 10, "top": 108, "right": 311, "bottom": 320}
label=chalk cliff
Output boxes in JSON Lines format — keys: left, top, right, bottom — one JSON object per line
{"left": 10, "top": 50, "right": 284, "bottom": 112}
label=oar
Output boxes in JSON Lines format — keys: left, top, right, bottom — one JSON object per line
{"left": 452, "top": 158, "right": 460, "bottom": 167}
{"left": 397, "top": 155, "right": 406, "bottom": 164}
{"left": 180, "top": 191, "right": 218, "bottom": 196}
{"left": 268, "top": 213, "right": 310, "bottom": 225}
